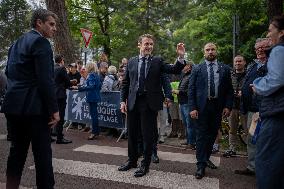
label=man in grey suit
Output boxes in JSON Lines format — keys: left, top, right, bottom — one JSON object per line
{"left": 189, "top": 43, "right": 233, "bottom": 179}
{"left": 118, "top": 34, "right": 185, "bottom": 177}
{"left": 1, "top": 9, "right": 59, "bottom": 189}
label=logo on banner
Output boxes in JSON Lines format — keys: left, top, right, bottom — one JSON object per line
{"left": 80, "top": 28, "right": 93, "bottom": 48}
{"left": 66, "top": 91, "right": 124, "bottom": 129}
{"left": 71, "top": 93, "right": 87, "bottom": 120}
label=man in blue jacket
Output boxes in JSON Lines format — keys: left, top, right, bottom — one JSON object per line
{"left": 1, "top": 9, "right": 59, "bottom": 189}
{"left": 188, "top": 43, "right": 233, "bottom": 179}
{"left": 235, "top": 38, "right": 271, "bottom": 176}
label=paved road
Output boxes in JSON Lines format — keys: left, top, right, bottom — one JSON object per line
{"left": 0, "top": 114, "right": 256, "bottom": 189}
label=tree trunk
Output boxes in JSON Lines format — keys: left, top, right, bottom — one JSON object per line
{"left": 96, "top": 9, "right": 112, "bottom": 60}
{"left": 267, "top": 0, "right": 283, "bottom": 21}
{"left": 45, "top": 0, "right": 77, "bottom": 65}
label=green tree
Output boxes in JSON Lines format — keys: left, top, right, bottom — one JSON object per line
{"left": 64, "top": 0, "right": 273, "bottom": 66}
{"left": 172, "top": 0, "right": 268, "bottom": 65}
{"left": 66, "top": 0, "right": 188, "bottom": 65}
{"left": 0, "top": 0, "right": 31, "bottom": 62}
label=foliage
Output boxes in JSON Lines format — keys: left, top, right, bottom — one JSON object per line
{"left": 172, "top": 0, "right": 268, "bottom": 64}
{"left": 0, "top": 0, "right": 31, "bottom": 62}
{"left": 65, "top": 0, "right": 272, "bottom": 66}
{"left": 0, "top": 0, "right": 280, "bottom": 67}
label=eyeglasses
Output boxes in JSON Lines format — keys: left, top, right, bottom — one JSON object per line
{"left": 255, "top": 46, "right": 270, "bottom": 51}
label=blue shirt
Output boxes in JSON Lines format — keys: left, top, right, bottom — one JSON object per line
{"left": 138, "top": 55, "right": 149, "bottom": 79}
{"left": 253, "top": 45, "right": 284, "bottom": 96}
{"left": 254, "top": 59, "right": 264, "bottom": 70}
{"left": 205, "top": 60, "right": 219, "bottom": 98}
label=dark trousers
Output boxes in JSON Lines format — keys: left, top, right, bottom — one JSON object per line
{"left": 195, "top": 99, "right": 222, "bottom": 169}
{"left": 255, "top": 115, "right": 284, "bottom": 189}
{"left": 5, "top": 114, "right": 54, "bottom": 189}
{"left": 128, "top": 95, "right": 157, "bottom": 167}
{"left": 6, "top": 116, "right": 12, "bottom": 139}
{"left": 89, "top": 102, "right": 99, "bottom": 134}
{"left": 56, "top": 98, "right": 66, "bottom": 140}
{"left": 137, "top": 121, "right": 159, "bottom": 156}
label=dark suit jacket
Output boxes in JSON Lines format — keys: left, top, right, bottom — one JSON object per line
{"left": 188, "top": 61, "right": 233, "bottom": 113}
{"left": 1, "top": 30, "right": 58, "bottom": 116}
{"left": 120, "top": 56, "right": 184, "bottom": 111}
{"left": 54, "top": 64, "right": 71, "bottom": 100}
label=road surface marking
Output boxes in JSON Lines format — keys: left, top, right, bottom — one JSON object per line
{"left": 74, "top": 144, "right": 220, "bottom": 166}
{"left": 0, "top": 134, "right": 6, "bottom": 140}
{"left": 30, "top": 158, "right": 219, "bottom": 189}
{"left": 0, "top": 182, "right": 32, "bottom": 189}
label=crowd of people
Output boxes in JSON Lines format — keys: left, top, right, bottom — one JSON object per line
{"left": 0, "top": 8, "right": 283, "bottom": 189}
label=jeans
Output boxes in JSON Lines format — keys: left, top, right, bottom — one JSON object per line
{"left": 255, "top": 115, "right": 284, "bottom": 189}
{"left": 89, "top": 102, "right": 100, "bottom": 134}
{"left": 180, "top": 104, "right": 196, "bottom": 145}
{"left": 246, "top": 112, "right": 256, "bottom": 171}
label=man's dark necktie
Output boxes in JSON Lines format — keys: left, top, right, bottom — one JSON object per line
{"left": 138, "top": 57, "right": 146, "bottom": 93}
{"left": 209, "top": 62, "right": 215, "bottom": 97}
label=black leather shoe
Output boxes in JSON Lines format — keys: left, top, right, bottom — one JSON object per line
{"left": 50, "top": 137, "right": 56, "bottom": 143}
{"left": 152, "top": 154, "right": 159, "bottom": 163}
{"left": 118, "top": 161, "right": 137, "bottom": 171}
{"left": 51, "top": 132, "right": 57, "bottom": 137}
{"left": 56, "top": 138, "right": 72, "bottom": 144}
{"left": 234, "top": 168, "right": 255, "bottom": 176}
{"left": 6, "top": 135, "right": 12, "bottom": 141}
{"left": 134, "top": 166, "right": 149, "bottom": 177}
{"left": 195, "top": 167, "right": 205, "bottom": 179}
{"left": 206, "top": 160, "right": 217, "bottom": 169}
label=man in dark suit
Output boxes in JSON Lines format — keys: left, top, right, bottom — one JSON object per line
{"left": 188, "top": 43, "right": 233, "bottom": 179}
{"left": 1, "top": 9, "right": 59, "bottom": 189}
{"left": 54, "top": 55, "right": 73, "bottom": 144}
{"left": 118, "top": 33, "right": 185, "bottom": 177}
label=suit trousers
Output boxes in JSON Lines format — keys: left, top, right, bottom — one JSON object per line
{"left": 255, "top": 115, "right": 284, "bottom": 189}
{"left": 127, "top": 95, "right": 157, "bottom": 167}
{"left": 195, "top": 99, "right": 222, "bottom": 169}
{"left": 56, "top": 98, "right": 67, "bottom": 140}
{"left": 137, "top": 122, "right": 159, "bottom": 157}
{"left": 5, "top": 114, "right": 54, "bottom": 189}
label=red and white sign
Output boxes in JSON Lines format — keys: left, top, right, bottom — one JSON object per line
{"left": 80, "top": 28, "right": 93, "bottom": 48}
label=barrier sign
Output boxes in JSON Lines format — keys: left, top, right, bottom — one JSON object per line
{"left": 65, "top": 90, "right": 124, "bottom": 129}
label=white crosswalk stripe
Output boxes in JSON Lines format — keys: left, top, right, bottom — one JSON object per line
{"left": 74, "top": 144, "right": 221, "bottom": 166}
{"left": 30, "top": 158, "right": 219, "bottom": 189}
{"left": 27, "top": 144, "right": 221, "bottom": 189}
{"left": 0, "top": 182, "right": 32, "bottom": 189}
{"left": 0, "top": 134, "right": 6, "bottom": 140}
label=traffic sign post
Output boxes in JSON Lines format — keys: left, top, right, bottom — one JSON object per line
{"left": 80, "top": 28, "right": 93, "bottom": 65}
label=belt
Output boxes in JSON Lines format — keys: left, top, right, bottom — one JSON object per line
{"left": 137, "top": 91, "right": 147, "bottom": 97}
{"left": 207, "top": 97, "right": 218, "bottom": 101}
